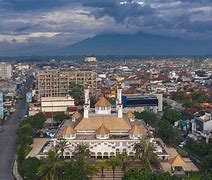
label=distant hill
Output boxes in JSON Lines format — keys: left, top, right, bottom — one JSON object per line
{"left": 59, "top": 32, "right": 212, "bottom": 56}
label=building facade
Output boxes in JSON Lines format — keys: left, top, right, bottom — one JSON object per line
{"left": 37, "top": 70, "right": 97, "bottom": 99}
{"left": 122, "top": 93, "right": 163, "bottom": 114}
{"left": 41, "top": 96, "right": 75, "bottom": 113}
{"left": 0, "top": 62, "right": 12, "bottom": 79}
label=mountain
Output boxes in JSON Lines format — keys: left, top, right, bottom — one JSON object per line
{"left": 59, "top": 32, "right": 212, "bottom": 56}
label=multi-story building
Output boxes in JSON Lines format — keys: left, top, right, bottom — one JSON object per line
{"left": 41, "top": 96, "right": 75, "bottom": 113}
{"left": 191, "top": 111, "right": 212, "bottom": 142}
{"left": 85, "top": 56, "right": 97, "bottom": 62}
{"left": 122, "top": 93, "right": 163, "bottom": 114}
{"left": 37, "top": 70, "right": 97, "bottom": 99}
{"left": 0, "top": 62, "right": 12, "bottom": 79}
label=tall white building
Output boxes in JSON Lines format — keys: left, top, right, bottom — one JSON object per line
{"left": 0, "top": 62, "right": 12, "bottom": 79}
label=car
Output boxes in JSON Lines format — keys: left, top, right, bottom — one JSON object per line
{"left": 179, "top": 141, "right": 186, "bottom": 147}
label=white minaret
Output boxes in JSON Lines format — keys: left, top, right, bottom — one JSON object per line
{"left": 83, "top": 82, "right": 90, "bottom": 118}
{"left": 117, "top": 84, "right": 122, "bottom": 104}
{"left": 117, "top": 104, "right": 123, "bottom": 118}
{"left": 84, "top": 83, "right": 90, "bottom": 107}
{"left": 83, "top": 104, "right": 89, "bottom": 118}
{"left": 117, "top": 83, "right": 123, "bottom": 118}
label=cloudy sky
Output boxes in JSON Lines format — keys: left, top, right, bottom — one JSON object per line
{"left": 0, "top": 0, "right": 212, "bottom": 55}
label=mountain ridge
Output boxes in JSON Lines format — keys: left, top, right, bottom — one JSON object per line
{"left": 59, "top": 32, "right": 212, "bottom": 56}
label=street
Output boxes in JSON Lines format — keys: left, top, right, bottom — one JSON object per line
{"left": 0, "top": 76, "right": 33, "bottom": 180}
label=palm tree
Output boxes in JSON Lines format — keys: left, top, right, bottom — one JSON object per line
{"left": 38, "top": 150, "right": 62, "bottom": 180}
{"left": 73, "top": 143, "right": 91, "bottom": 179}
{"left": 106, "top": 156, "right": 122, "bottom": 180}
{"left": 73, "top": 143, "right": 90, "bottom": 158}
{"left": 133, "top": 136, "right": 156, "bottom": 169}
{"left": 55, "top": 138, "right": 68, "bottom": 159}
{"left": 87, "top": 164, "right": 98, "bottom": 180}
{"left": 73, "top": 143, "right": 90, "bottom": 166}
{"left": 118, "top": 153, "right": 130, "bottom": 172}
{"left": 98, "top": 160, "right": 109, "bottom": 178}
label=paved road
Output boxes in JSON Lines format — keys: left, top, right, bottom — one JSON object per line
{"left": 0, "top": 76, "right": 33, "bottom": 180}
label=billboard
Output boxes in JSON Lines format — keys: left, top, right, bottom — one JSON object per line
{"left": 26, "top": 92, "right": 32, "bottom": 103}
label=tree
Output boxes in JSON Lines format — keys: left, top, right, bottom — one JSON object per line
{"left": 29, "top": 112, "right": 46, "bottom": 130}
{"left": 90, "top": 96, "right": 97, "bottom": 108}
{"left": 191, "top": 92, "right": 206, "bottom": 103}
{"left": 118, "top": 153, "right": 131, "bottom": 172}
{"left": 17, "top": 144, "right": 32, "bottom": 166}
{"left": 123, "top": 169, "right": 178, "bottom": 180}
{"left": 133, "top": 136, "right": 156, "bottom": 169}
{"left": 73, "top": 143, "right": 91, "bottom": 180}
{"left": 53, "top": 113, "right": 69, "bottom": 124}
{"left": 156, "top": 172, "right": 178, "bottom": 180}
{"left": 19, "top": 157, "right": 41, "bottom": 180}
{"left": 97, "top": 160, "right": 109, "bottom": 178}
{"left": 162, "top": 108, "right": 181, "bottom": 125}
{"left": 38, "top": 150, "right": 62, "bottom": 180}
{"left": 55, "top": 139, "right": 68, "bottom": 159}
{"left": 106, "top": 156, "right": 122, "bottom": 180}
{"left": 134, "top": 111, "right": 159, "bottom": 126}
{"left": 87, "top": 164, "right": 98, "bottom": 179}
{"left": 203, "top": 155, "right": 212, "bottom": 171}
{"left": 69, "top": 82, "right": 83, "bottom": 105}
{"left": 157, "top": 120, "right": 181, "bottom": 145}
{"left": 17, "top": 123, "right": 34, "bottom": 145}
{"left": 74, "top": 143, "right": 90, "bottom": 159}
{"left": 58, "top": 162, "right": 88, "bottom": 180}
{"left": 122, "top": 169, "right": 152, "bottom": 180}
{"left": 172, "top": 91, "right": 185, "bottom": 102}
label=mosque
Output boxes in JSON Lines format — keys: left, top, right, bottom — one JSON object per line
{"left": 53, "top": 84, "right": 147, "bottom": 159}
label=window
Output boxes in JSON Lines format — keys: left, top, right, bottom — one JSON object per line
{"left": 116, "top": 142, "right": 120, "bottom": 146}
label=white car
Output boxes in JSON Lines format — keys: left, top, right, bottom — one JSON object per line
{"left": 179, "top": 141, "right": 186, "bottom": 147}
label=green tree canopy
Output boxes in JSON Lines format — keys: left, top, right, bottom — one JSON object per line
{"left": 123, "top": 169, "right": 178, "bottom": 180}
{"left": 28, "top": 112, "right": 46, "bottom": 130}
{"left": 203, "top": 155, "right": 212, "bottom": 171}
{"left": 191, "top": 92, "right": 206, "bottom": 103}
{"left": 162, "top": 108, "right": 181, "bottom": 125}
{"left": 134, "top": 111, "right": 159, "bottom": 126}
{"left": 69, "top": 82, "right": 83, "bottom": 104}
{"left": 53, "top": 113, "right": 69, "bottom": 124}
{"left": 19, "top": 157, "right": 41, "bottom": 180}
{"left": 158, "top": 120, "right": 181, "bottom": 145}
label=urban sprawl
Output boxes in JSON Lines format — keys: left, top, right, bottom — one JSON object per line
{"left": 0, "top": 57, "right": 211, "bottom": 180}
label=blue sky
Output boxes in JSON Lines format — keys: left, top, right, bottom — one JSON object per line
{"left": 0, "top": 0, "right": 212, "bottom": 55}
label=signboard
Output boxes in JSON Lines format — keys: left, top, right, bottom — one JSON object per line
{"left": 26, "top": 92, "right": 32, "bottom": 103}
